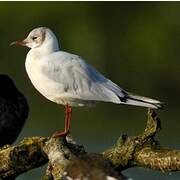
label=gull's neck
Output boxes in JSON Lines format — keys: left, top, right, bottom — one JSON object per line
{"left": 37, "top": 40, "right": 59, "bottom": 55}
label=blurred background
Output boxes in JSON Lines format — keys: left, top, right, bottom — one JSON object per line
{"left": 0, "top": 1, "right": 179, "bottom": 179}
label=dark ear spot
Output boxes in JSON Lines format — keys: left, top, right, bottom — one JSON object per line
{"left": 41, "top": 30, "right": 46, "bottom": 43}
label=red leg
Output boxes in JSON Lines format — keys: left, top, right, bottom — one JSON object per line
{"left": 65, "top": 105, "right": 72, "bottom": 132}
{"left": 52, "top": 105, "right": 72, "bottom": 138}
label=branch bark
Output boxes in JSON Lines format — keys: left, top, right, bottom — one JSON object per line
{"left": 0, "top": 109, "right": 179, "bottom": 179}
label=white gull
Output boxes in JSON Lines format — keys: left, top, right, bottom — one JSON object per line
{"left": 11, "top": 27, "right": 163, "bottom": 137}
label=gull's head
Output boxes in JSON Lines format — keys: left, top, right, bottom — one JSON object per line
{"left": 11, "top": 27, "right": 59, "bottom": 52}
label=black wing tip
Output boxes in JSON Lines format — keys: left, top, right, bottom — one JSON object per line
{"left": 118, "top": 91, "right": 165, "bottom": 110}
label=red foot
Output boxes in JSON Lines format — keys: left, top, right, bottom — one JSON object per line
{"left": 52, "top": 105, "right": 72, "bottom": 138}
{"left": 52, "top": 130, "right": 70, "bottom": 138}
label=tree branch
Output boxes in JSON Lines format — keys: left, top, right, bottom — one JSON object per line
{"left": 0, "top": 109, "right": 179, "bottom": 179}
{"left": 103, "top": 109, "right": 180, "bottom": 172}
{"left": 0, "top": 137, "right": 48, "bottom": 179}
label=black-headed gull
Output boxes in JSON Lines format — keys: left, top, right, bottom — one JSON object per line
{"left": 11, "top": 27, "right": 163, "bottom": 137}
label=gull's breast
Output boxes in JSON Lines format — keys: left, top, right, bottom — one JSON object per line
{"left": 25, "top": 54, "right": 66, "bottom": 104}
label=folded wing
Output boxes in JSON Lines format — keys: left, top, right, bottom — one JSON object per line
{"left": 41, "top": 51, "right": 162, "bottom": 109}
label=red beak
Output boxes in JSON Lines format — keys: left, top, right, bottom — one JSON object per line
{"left": 10, "top": 40, "right": 27, "bottom": 47}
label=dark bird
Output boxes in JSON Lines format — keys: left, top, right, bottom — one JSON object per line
{"left": 62, "top": 154, "right": 128, "bottom": 180}
{"left": 0, "top": 74, "right": 29, "bottom": 147}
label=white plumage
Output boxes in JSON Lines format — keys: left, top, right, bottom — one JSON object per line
{"left": 14, "top": 27, "right": 162, "bottom": 109}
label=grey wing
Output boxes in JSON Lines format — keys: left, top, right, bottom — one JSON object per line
{"left": 41, "top": 51, "right": 125, "bottom": 103}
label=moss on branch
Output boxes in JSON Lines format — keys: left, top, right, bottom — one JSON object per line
{"left": 103, "top": 109, "right": 180, "bottom": 172}
{"left": 0, "top": 137, "right": 48, "bottom": 179}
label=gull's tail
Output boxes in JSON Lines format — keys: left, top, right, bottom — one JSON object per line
{"left": 120, "top": 92, "right": 164, "bottom": 109}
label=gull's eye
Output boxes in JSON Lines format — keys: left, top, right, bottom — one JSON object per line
{"left": 32, "top": 36, "right": 38, "bottom": 40}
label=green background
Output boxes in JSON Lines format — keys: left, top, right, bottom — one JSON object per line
{"left": 0, "top": 2, "right": 179, "bottom": 179}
